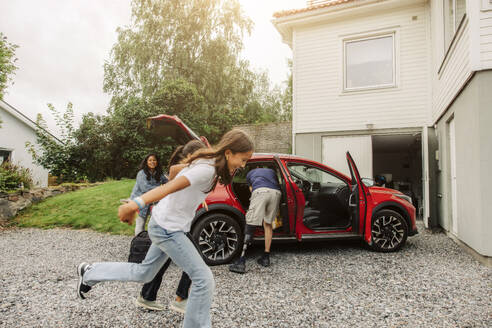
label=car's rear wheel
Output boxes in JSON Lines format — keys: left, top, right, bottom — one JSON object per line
{"left": 191, "top": 213, "right": 243, "bottom": 265}
{"left": 369, "top": 209, "right": 408, "bottom": 252}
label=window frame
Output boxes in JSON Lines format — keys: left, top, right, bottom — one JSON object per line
{"left": 482, "top": 0, "right": 492, "bottom": 11}
{"left": 0, "top": 148, "right": 13, "bottom": 165}
{"left": 342, "top": 32, "right": 398, "bottom": 93}
{"left": 443, "top": 0, "right": 467, "bottom": 50}
{"left": 286, "top": 162, "right": 349, "bottom": 188}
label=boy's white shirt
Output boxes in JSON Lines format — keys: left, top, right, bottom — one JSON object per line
{"left": 152, "top": 158, "right": 215, "bottom": 232}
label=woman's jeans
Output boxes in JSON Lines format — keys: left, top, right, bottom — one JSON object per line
{"left": 83, "top": 218, "right": 214, "bottom": 328}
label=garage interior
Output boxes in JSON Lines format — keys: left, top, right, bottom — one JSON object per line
{"left": 372, "top": 134, "right": 423, "bottom": 218}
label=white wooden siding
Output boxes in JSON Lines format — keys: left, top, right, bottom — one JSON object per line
{"left": 431, "top": 18, "right": 471, "bottom": 123}
{"left": 293, "top": 4, "right": 430, "bottom": 134}
{"left": 480, "top": 9, "right": 492, "bottom": 68}
{"left": 0, "top": 106, "right": 49, "bottom": 187}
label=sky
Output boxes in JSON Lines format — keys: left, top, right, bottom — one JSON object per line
{"left": 0, "top": 0, "right": 306, "bottom": 134}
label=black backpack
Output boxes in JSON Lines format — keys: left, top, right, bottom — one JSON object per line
{"left": 128, "top": 231, "right": 152, "bottom": 263}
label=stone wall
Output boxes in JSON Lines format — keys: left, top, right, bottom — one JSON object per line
{"left": 234, "top": 122, "right": 292, "bottom": 154}
{"left": 0, "top": 183, "right": 102, "bottom": 224}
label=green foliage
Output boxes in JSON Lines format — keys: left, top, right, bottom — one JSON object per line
{"left": 26, "top": 103, "right": 85, "bottom": 183}
{"left": 103, "top": 0, "right": 291, "bottom": 144}
{"left": 26, "top": 1, "right": 293, "bottom": 183}
{"left": 104, "top": 0, "right": 252, "bottom": 108}
{"left": 15, "top": 180, "right": 136, "bottom": 235}
{"left": 74, "top": 79, "right": 205, "bottom": 180}
{"left": 0, "top": 162, "right": 33, "bottom": 192}
{"left": 0, "top": 32, "right": 19, "bottom": 100}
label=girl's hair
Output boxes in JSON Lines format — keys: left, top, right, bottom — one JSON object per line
{"left": 184, "top": 129, "right": 254, "bottom": 192}
{"left": 139, "top": 153, "right": 163, "bottom": 181}
{"left": 168, "top": 140, "right": 206, "bottom": 171}
{"left": 168, "top": 145, "right": 185, "bottom": 170}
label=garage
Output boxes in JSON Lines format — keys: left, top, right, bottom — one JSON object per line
{"left": 372, "top": 134, "right": 422, "bottom": 217}
{"left": 322, "top": 133, "right": 423, "bottom": 218}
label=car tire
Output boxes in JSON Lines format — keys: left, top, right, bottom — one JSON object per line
{"left": 369, "top": 209, "right": 408, "bottom": 252}
{"left": 191, "top": 212, "right": 243, "bottom": 266}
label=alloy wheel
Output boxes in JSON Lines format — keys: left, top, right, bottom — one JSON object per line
{"left": 371, "top": 214, "right": 405, "bottom": 251}
{"left": 198, "top": 219, "right": 239, "bottom": 262}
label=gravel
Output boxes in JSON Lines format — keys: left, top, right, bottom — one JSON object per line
{"left": 0, "top": 222, "right": 491, "bottom": 328}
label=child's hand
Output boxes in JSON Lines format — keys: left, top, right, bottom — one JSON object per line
{"left": 118, "top": 203, "right": 137, "bottom": 225}
{"left": 202, "top": 201, "right": 208, "bottom": 211}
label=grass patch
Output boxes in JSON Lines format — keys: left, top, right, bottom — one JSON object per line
{"left": 15, "top": 180, "right": 136, "bottom": 235}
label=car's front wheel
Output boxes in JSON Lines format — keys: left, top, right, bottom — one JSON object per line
{"left": 369, "top": 209, "right": 408, "bottom": 252}
{"left": 191, "top": 213, "right": 243, "bottom": 265}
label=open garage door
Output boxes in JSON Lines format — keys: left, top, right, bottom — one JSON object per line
{"left": 372, "top": 133, "right": 422, "bottom": 217}
{"left": 321, "top": 135, "right": 372, "bottom": 178}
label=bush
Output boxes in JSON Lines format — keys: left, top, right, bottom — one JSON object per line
{"left": 0, "top": 162, "right": 33, "bottom": 192}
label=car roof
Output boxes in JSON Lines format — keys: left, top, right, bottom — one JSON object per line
{"left": 251, "top": 153, "right": 311, "bottom": 161}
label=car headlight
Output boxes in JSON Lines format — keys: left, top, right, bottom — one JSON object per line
{"left": 394, "top": 193, "right": 412, "bottom": 204}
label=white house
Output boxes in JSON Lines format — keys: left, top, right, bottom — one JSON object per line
{"left": 273, "top": 0, "right": 492, "bottom": 259}
{"left": 0, "top": 99, "right": 53, "bottom": 187}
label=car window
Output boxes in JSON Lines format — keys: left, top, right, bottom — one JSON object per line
{"left": 233, "top": 161, "right": 281, "bottom": 184}
{"left": 287, "top": 163, "right": 345, "bottom": 185}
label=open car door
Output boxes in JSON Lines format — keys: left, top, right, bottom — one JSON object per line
{"left": 346, "top": 151, "right": 369, "bottom": 240}
{"left": 146, "top": 114, "right": 210, "bottom": 147}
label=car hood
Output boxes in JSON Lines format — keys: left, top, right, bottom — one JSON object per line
{"left": 368, "top": 186, "right": 404, "bottom": 196}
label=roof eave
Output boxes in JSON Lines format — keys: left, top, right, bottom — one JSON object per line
{"left": 272, "top": 0, "right": 426, "bottom": 46}
{"left": 271, "top": 19, "right": 293, "bottom": 48}
{"left": 0, "top": 99, "right": 62, "bottom": 144}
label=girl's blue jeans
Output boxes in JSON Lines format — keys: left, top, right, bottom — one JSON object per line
{"left": 83, "top": 217, "right": 214, "bottom": 328}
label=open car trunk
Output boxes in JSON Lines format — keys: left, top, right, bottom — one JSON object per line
{"left": 146, "top": 114, "right": 210, "bottom": 146}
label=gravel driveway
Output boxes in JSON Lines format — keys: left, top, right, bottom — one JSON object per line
{"left": 0, "top": 222, "right": 490, "bottom": 328}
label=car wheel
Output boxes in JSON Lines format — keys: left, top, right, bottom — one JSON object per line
{"left": 191, "top": 213, "right": 243, "bottom": 265}
{"left": 370, "top": 209, "right": 408, "bottom": 252}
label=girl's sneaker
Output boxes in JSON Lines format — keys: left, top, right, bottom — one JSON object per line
{"left": 135, "top": 295, "right": 165, "bottom": 311}
{"left": 169, "top": 299, "right": 187, "bottom": 314}
{"left": 76, "top": 263, "right": 92, "bottom": 299}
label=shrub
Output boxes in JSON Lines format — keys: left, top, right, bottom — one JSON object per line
{"left": 0, "top": 162, "right": 33, "bottom": 192}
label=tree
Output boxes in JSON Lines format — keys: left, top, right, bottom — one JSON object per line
{"left": 0, "top": 32, "right": 19, "bottom": 100}
{"left": 103, "top": 0, "right": 258, "bottom": 141}
{"left": 104, "top": 0, "right": 252, "bottom": 105}
{"left": 26, "top": 103, "right": 84, "bottom": 182}
{"left": 71, "top": 113, "right": 113, "bottom": 181}
{"left": 55, "top": 79, "right": 208, "bottom": 181}
{"left": 103, "top": 79, "right": 207, "bottom": 178}
{"left": 280, "top": 59, "right": 293, "bottom": 122}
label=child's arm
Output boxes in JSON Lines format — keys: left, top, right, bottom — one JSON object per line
{"left": 118, "top": 176, "right": 191, "bottom": 224}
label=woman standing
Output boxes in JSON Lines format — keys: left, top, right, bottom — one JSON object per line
{"left": 131, "top": 153, "right": 168, "bottom": 236}
{"left": 77, "top": 129, "right": 254, "bottom": 328}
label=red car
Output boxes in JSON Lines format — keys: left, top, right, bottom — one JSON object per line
{"left": 148, "top": 115, "right": 418, "bottom": 265}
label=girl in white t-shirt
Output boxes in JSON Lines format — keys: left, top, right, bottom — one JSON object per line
{"left": 76, "top": 129, "right": 254, "bottom": 328}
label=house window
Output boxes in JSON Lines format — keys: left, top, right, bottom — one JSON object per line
{"left": 482, "top": 0, "right": 492, "bottom": 10}
{"left": 444, "top": 0, "right": 466, "bottom": 49}
{"left": 344, "top": 34, "right": 396, "bottom": 91}
{"left": 0, "top": 150, "right": 12, "bottom": 165}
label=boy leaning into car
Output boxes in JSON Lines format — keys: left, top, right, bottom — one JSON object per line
{"left": 229, "top": 167, "right": 281, "bottom": 274}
